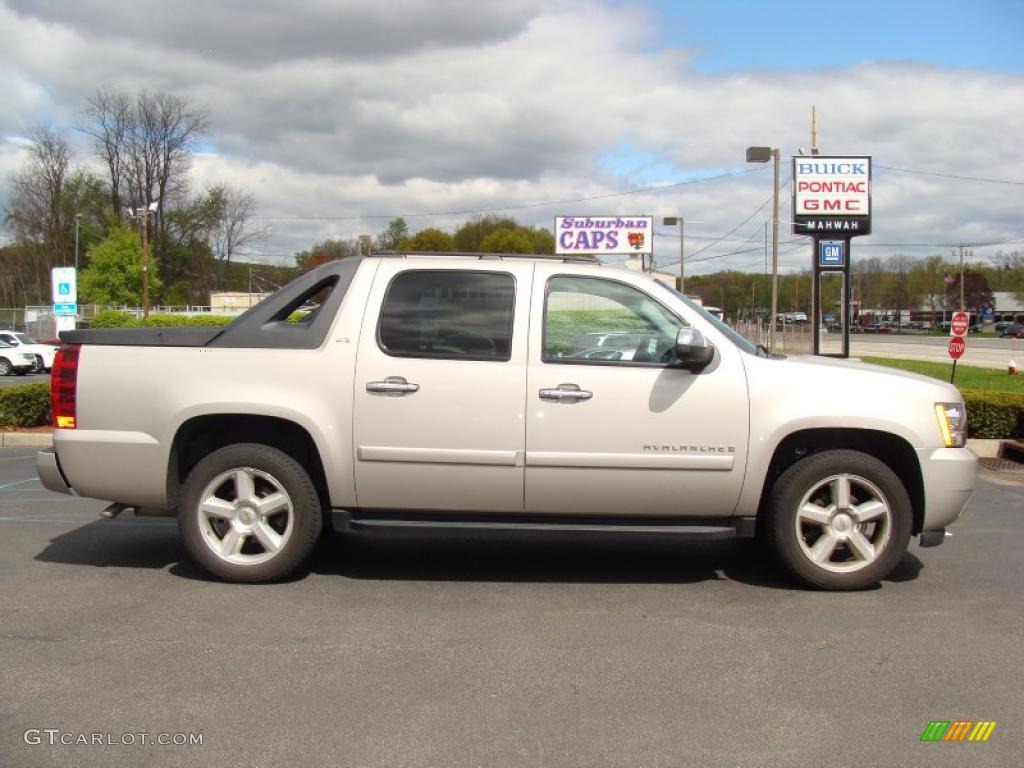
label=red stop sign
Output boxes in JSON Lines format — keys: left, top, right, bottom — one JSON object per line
{"left": 948, "top": 336, "right": 966, "bottom": 360}
{"left": 951, "top": 311, "right": 970, "bottom": 337}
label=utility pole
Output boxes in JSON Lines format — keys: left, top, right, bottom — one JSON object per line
{"left": 811, "top": 105, "right": 820, "bottom": 155}
{"left": 770, "top": 148, "right": 780, "bottom": 352}
{"left": 959, "top": 244, "right": 966, "bottom": 311}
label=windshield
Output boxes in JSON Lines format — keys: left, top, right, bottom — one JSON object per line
{"left": 15, "top": 333, "right": 37, "bottom": 344}
{"left": 666, "top": 289, "right": 763, "bottom": 357}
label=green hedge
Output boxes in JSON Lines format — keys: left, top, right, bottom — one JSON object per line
{"left": 0, "top": 382, "right": 51, "bottom": 428}
{"left": 90, "top": 310, "right": 235, "bottom": 328}
{"left": 962, "top": 389, "right": 1024, "bottom": 439}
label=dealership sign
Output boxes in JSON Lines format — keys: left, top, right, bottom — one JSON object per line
{"left": 792, "top": 156, "right": 871, "bottom": 236}
{"left": 555, "top": 216, "right": 654, "bottom": 255}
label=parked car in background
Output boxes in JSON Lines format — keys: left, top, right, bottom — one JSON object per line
{"left": 1000, "top": 323, "right": 1024, "bottom": 339}
{"left": 0, "top": 339, "right": 37, "bottom": 376}
{"left": 0, "top": 332, "right": 60, "bottom": 373}
{"left": 862, "top": 324, "right": 892, "bottom": 334}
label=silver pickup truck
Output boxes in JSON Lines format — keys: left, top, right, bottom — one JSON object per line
{"left": 37, "top": 253, "right": 977, "bottom": 589}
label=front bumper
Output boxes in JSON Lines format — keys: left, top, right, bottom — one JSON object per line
{"left": 918, "top": 446, "right": 977, "bottom": 530}
{"left": 37, "top": 449, "right": 73, "bottom": 495}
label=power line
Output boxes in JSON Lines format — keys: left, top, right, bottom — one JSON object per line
{"left": 874, "top": 164, "right": 1024, "bottom": 186}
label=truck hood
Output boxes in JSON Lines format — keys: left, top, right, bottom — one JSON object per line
{"left": 782, "top": 354, "right": 962, "bottom": 400}
{"left": 770, "top": 354, "right": 962, "bottom": 409}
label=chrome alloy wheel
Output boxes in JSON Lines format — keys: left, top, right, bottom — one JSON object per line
{"left": 794, "top": 473, "right": 892, "bottom": 574}
{"left": 197, "top": 467, "right": 295, "bottom": 566}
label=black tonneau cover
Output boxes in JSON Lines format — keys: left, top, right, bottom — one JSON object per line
{"left": 60, "top": 327, "right": 222, "bottom": 347}
{"left": 59, "top": 257, "right": 362, "bottom": 350}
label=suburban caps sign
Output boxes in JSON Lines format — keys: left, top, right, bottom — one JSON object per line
{"left": 555, "top": 216, "right": 654, "bottom": 255}
{"left": 792, "top": 156, "right": 871, "bottom": 236}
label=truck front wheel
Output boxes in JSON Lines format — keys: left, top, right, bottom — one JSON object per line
{"left": 766, "top": 449, "right": 912, "bottom": 590}
{"left": 178, "top": 443, "right": 323, "bottom": 583}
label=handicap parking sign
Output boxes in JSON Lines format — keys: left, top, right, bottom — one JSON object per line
{"left": 59, "top": 282, "right": 70, "bottom": 295}
{"left": 819, "top": 240, "right": 845, "bottom": 268}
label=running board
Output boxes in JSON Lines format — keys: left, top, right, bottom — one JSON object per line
{"left": 333, "top": 509, "right": 756, "bottom": 538}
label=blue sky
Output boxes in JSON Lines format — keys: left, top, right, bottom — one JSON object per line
{"left": 649, "top": 0, "right": 1023, "bottom": 73}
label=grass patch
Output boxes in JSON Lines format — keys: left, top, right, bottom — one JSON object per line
{"left": 861, "top": 356, "right": 1024, "bottom": 394}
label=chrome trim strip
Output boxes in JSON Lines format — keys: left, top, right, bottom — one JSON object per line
{"left": 357, "top": 446, "right": 520, "bottom": 466}
{"left": 526, "top": 451, "right": 733, "bottom": 470}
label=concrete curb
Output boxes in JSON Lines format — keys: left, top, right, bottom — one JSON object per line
{"left": 0, "top": 432, "right": 53, "bottom": 448}
{"left": 967, "top": 439, "right": 1003, "bottom": 459}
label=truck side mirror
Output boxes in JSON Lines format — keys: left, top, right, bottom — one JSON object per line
{"left": 675, "top": 327, "right": 714, "bottom": 371}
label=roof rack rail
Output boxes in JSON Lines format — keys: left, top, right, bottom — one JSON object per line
{"left": 374, "top": 251, "right": 600, "bottom": 264}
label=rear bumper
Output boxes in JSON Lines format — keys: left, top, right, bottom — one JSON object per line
{"left": 37, "top": 449, "right": 73, "bottom": 495}
{"left": 919, "top": 447, "right": 977, "bottom": 531}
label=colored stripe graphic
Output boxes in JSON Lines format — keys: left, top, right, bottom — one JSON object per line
{"left": 968, "top": 721, "right": 997, "bottom": 742}
{"left": 944, "top": 721, "right": 972, "bottom": 741}
{"left": 920, "top": 720, "right": 996, "bottom": 742}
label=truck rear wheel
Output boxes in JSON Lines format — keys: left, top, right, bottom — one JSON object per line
{"left": 765, "top": 449, "right": 911, "bottom": 590}
{"left": 178, "top": 443, "right": 323, "bottom": 583}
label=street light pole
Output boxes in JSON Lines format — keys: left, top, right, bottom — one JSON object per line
{"left": 747, "top": 146, "right": 781, "bottom": 352}
{"left": 128, "top": 203, "right": 158, "bottom": 319}
{"left": 663, "top": 216, "right": 684, "bottom": 293}
{"left": 141, "top": 208, "right": 150, "bottom": 318}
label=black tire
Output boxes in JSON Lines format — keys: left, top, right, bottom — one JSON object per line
{"left": 765, "top": 449, "right": 912, "bottom": 590}
{"left": 30, "top": 355, "right": 43, "bottom": 374}
{"left": 0, "top": 358, "right": 12, "bottom": 376}
{"left": 178, "top": 443, "right": 323, "bottom": 583}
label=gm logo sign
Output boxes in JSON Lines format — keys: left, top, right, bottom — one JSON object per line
{"left": 819, "top": 240, "right": 845, "bottom": 268}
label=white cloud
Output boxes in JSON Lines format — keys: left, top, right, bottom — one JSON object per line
{"left": 1, "top": 0, "right": 1021, "bottom": 269}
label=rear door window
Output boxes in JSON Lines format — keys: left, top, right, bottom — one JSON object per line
{"left": 378, "top": 270, "right": 515, "bottom": 361}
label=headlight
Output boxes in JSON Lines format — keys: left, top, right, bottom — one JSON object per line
{"left": 935, "top": 402, "right": 967, "bottom": 448}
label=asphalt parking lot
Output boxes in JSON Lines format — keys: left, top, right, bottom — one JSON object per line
{"left": 1, "top": 446, "right": 1022, "bottom": 767}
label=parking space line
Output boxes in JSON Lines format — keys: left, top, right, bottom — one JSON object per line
{"left": 0, "top": 454, "right": 35, "bottom": 464}
{"left": 0, "top": 498, "right": 91, "bottom": 503}
{"left": 0, "top": 516, "right": 174, "bottom": 526}
{"left": 0, "top": 478, "right": 41, "bottom": 490}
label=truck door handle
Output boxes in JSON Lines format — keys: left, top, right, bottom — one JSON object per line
{"left": 539, "top": 383, "right": 593, "bottom": 402}
{"left": 366, "top": 376, "right": 420, "bottom": 395}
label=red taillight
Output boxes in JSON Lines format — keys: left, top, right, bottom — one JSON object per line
{"left": 51, "top": 344, "right": 81, "bottom": 429}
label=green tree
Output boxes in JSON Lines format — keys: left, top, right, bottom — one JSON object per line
{"left": 376, "top": 217, "right": 409, "bottom": 251}
{"left": 400, "top": 228, "right": 456, "bottom": 252}
{"left": 528, "top": 225, "right": 556, "bottom": 254}
{"left": 80, "top": 226, "right": 161, "bottom": 305}
{"left": 295, "top": 239, "right": 360, "bottom": 272}
{"left": 453, "top": 215, "right": 517, "bottom": 252}
{"left": 480, "top": 226, "right": 534, "bottom": 253}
